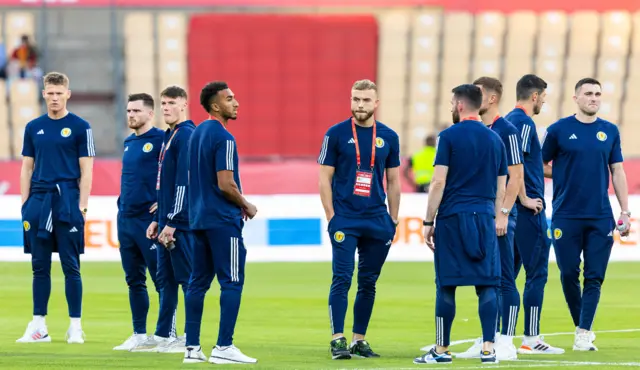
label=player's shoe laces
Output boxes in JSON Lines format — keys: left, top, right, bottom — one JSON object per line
{"left": 183, "top": 346, "right": 207, "bottom": 363}
{"left": 573, "top": 332, "right": 598, "bottom": 351}
{"left": 114, "top": 333, "right": 149, "bottom": 350}
{"left": 494, "top": 335, "right": 518, "bottom": 361}
{"left": 66, "top": 325, "right": 85, "bottom": 344}
{"left": 480, "top": 349, "right": 499, "bottom": 364}
{"left": 517, "top": 336, "right": 565, "bottom": 355}
{"left": 455, "top": 337, "right": 483, "bottom": 358}
{"left": 330, "top": 337, "right": 351, "bottom": 360}
{"left": 349, "top": 339, "right": 380, "bottom": 358}
{"left": 209, "top": 345, "right": 257, "bottom": 364}
{"left": 16, "top": 320, "right": 51, "bottom": 343}
{"left": 129, "top": 335, "right": 170, "bottom": 352}
{"left": 156, "top": 335, "right": 186, "bottom": 353}
{"left": 413, "top": 346, "right": 452, "bottom": 364}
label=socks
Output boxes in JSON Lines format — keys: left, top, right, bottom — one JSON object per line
{"left": 70, "top": 317, "right": 82, "bottom": 328}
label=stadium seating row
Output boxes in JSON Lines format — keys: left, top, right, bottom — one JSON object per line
{"left": 0, "top": 10, "right": 639, "bottom": 159}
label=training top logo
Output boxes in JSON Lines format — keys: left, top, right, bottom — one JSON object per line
{"left": 61, "top": 128, "right": 72, "bottom": 137}
{"left": 375, "top": 137, "right": 385, "bottom": 148}
{"left": 596, "top": 131, "right": 607, "bottom": 141}
{"left": 23, "top": 221, "right": 30, "bottom": 231}
{"left": 554, "top": 228, "right": 563, "bottom": 240}
{"left": 143, "top": 143, "right": 154, "bottom": 153}
{"left": 334, "top": 231, "right": 345, "bottom": 243}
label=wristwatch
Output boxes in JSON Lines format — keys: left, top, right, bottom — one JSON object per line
{"left": 500, "top": 207, "right": 510, "bottom": 216}
{"left": 423, "top": 220, "right": 434, "bottom": 226}
{"left": 621, "top": 210, "right": 631, "bottom": 217}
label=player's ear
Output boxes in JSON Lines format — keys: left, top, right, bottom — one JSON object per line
{"left": 66, "top": 89, "right": 71, "bottom": 99}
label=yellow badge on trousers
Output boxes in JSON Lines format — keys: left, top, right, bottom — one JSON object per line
{"left": 553, "top": 228, "right": 563, "bottom": 240}
{"left": 23, "top": 221, "right": 30, "bottom": 231}
{"left": 334, "top": 231, "right": 345, "bottom": 243}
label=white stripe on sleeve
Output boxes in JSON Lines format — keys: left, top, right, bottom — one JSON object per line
{"left": 508, "top": 134, "right": 521, "bottom": 165}
{"left": 226, "top": 140, "right": 235, "bottom": 171}
{"left": 521, "top": 125, "right": 530, "bottom": 152}
{"left": 318, "top": 135, "right": 329, "bottom": 164}
{"left": 86, "top": 129, "right": 96, "bottom": 156}
{"left": 167, "top": 185, "right": 186, "bottom": 220}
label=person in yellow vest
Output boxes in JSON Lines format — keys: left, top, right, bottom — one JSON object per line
{"left": 404, "top": 135, "right": 437, "bottom": 193}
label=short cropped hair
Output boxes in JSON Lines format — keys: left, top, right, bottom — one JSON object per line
{"left": 43, "top": 72, "right": 69, "bottom": 88}
{"left": 200, "top": 81, "right": 229, "bottom": 114}
{"left": 352, "top": 79, "right": 377, "bottom": 92}
{"left": 473, "top": 76, "right": 503, "bottom": 100}
{"left": 161, "top": 85, "right": 188, "bottom": 99}
{"left": 451, "top": 84, "right": 483, "bottom": 110}
{"left": 575, "top": 77, "right": 601, "bottom": 92}
{"left": 516, "top": 74, "right": 547, "bottom": 101}
{"left": 128, "top": 93, "right": 155, "bottom": 110}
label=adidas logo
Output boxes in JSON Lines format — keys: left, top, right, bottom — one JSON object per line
{"left": 37, "top": 130, "right": 44, "bottom": 135}
{"left": 124, "top": 147, "right": 129, "bottom": 152}
{"left": 69, "top": 227, "right": 78, "bottom": 233}
{"left": 150, "top": 243, "right": 157, "bottom": 250}
{"left": 386, "top": 239, "right": 392, "bottom": 246}
{"left": 569, "top": 134, "right": 577, "bottom": 139}
{"left": 608, "top": 230, "right": 613, "bottom": 236}
{"left": 348, "top": 138, "right": 355, "bottom": 144}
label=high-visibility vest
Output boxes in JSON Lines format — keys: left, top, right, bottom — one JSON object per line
{"left": 411, "top": 146, "right": 436, "bottom": 185}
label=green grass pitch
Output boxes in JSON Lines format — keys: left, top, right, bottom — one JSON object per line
{"left": 0, "top": 261, "right": 639, "bottom": 369}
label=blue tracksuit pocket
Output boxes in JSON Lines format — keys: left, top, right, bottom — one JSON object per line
{"left": 459, "top": 213, "right": 486, "bottom": 261}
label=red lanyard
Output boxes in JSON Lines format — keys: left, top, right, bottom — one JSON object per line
{"left": 460, "top": 116, "right": 479, "bottom": 122}
{"left": 515, "top": 105, "right": 528, "bottom": 115}
{"left": 159, "top": 128, "right": 180, "bottom": 165}
{"left": 351, "top": 117, "right": 376, "bottom": 171}
{"left": 488, "top": 115, "right": 500, "bottom": 129}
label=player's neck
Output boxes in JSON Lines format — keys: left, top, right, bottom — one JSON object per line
{"left": 354, "top": 117, "right": 375, "bottom": 128}
{"left": 574, "top": 111, "right": 597, "bottom": 124}
{"left": 209, "top": 114, "right": 227, "bottom": 127}
{"left": 47, "top": 108, "right": 69, "bottom": 120}
{"left": 135, "top": 123, "right": 154, "bottom": 136}
{"left": 515, "top": 101, "right": 534, "bottom": 117}
{"left": 481, "top": 108, "right": 500, "bottom": 126}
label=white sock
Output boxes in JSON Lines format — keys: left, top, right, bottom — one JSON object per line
{"left": 33, "top": 315, "right": 45, "bottom": 325}
{"left": 524, "top": 335, "right": 538, "bottom": 343}
{"left": 70, "top": 317, "right": 81, "bottom": 328}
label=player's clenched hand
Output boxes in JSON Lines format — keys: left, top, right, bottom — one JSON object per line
{"left": 618, "top": 213, "right": 631, "bottom": 237}
{"left": 146, "top": 221, "right": 159, "bottom": 240}
{"left": 149, "top": 202, "right": 158, "bottom": 213}
{"left": 243, "top": 202, "right": 258, "bottom": 220}
{"left": 423, "top": 225, "right": 435, "bottom": 252}
{"left": 159, "top": 225, "right": 176, "bottom": 247}
{"left": 522, "top": 197, "right": 543, "bottom": 215}
{"left": 496, "top": 214, "right": 508, "bottom": 236}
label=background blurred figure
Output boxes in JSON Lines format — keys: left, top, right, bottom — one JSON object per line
{"left": 404, "top": 134, "right": 437, "bottom": 193}
{"left": 10, "top": 35, "right": 41, "bottom": 80}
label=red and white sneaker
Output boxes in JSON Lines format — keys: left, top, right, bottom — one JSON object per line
{"left": 517, "top": 336, "right": 565, "bottom": 355}
{"left": 16, "top": 320, "right": 52, "bottom": 343}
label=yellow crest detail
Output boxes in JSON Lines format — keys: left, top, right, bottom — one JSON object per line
{"left": 554, "top": 228, "right": 563, "bottom": 240}
{"left": 60, "top": 128, "right": 72, "bottom": 137}
{"left": 547, "top": 228, "right": 552, "bottom": 239}
{"left": 596, "top": 131, "right": 607, "bottom": 141}
{"left": 334, "top": 231, "right": 345, "bottom": 243}
{"left": 375, "top": 137, "right": 384, "bottom": 148}
{"left": 143, "top": 143, "right": 154, "bottom": 153}
{"left": 23, "top": 221, "right": 30, "bottom": 231}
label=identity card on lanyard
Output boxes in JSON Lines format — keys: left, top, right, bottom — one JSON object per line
{"left": 156, "top": 128, "right": 180, "bottom": 190}
{"left": 351, "top": 118, "right": 376, "bottom": 197}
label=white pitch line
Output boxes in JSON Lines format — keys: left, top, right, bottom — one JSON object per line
{"left": 517, "top": 359, "right": 640, "bottom": 367}
{"left": 420, "top": 328, "right": 640, "bottom": 351}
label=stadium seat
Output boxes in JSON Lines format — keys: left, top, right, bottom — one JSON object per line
{"left": 505, "top": 11, "right": 537, "bottom": 58}
{"left": 376, "top": 10, "right": 411, "bottom": 136}
{"left": 473, "top": 12, "right": 505, "bottom": 59}
{"left": 157, "top": 13, "right": 186, "bottom": 37}
{"left": 472, "top": 58, "right": 500, "bottom": 80}
{"left": 5, "top": 12, "right": 35, "bottom": 54}
{"left": 124, "top": 12, "right": 154, "bottom": 38}
{"left": 438, "top": 12, "right": 472, "bottom": 123}
{"left": 568, "top": 11, "right": 600, "bottom": 57}
{"left": 9, "top": 79, "right": 38, "bottom": 104}
{"left": 619, "top": 119, "right": 640, "bottom": 157}
{"left": 124, "top": 12, "right": 157, "bottom": 112}
{"left": 631, "top": 12, "right": 640, "bottom": 56}
{"left": 537, "top": 12, "right": 568, "bottom": 58}
{"left": 0, "top": 81, "right": 9, "bottom": 159}
{"left": 10, "top": 103, "right": 39, "bottom": 157}
{"left": 157, "top": 13, "right": 187, "bottom": 96}
{"left": 597, "top": 57, "right": 626, "bottom": 102}
{"left": 600, "top": 11, "right": 631, "bottom": 57}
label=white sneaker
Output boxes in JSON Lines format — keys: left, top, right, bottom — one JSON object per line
{"left": 518, "top": 336, "right": 565, "bottom": 355}
{"left": 209, "top": 345, "right": 257, "bottom": 364}
{"left": 16, "top": 320, "right": 51, "bottom": 343}
{"left": 576, "top": 327, "right": 596, "bottom": 342}
{"left": 573, "top": 332, "right": 598, "bottom": 351}
{"left": 184, "top": 346, "right": 207, "bottom": 363}
{"left": 156, "top": 335, "right": 186, "bottom": 353}
{"left": 494, "top": 335, "right": 518, "bottom": 361}
{"left": 66, "top": 325, "right": 85, "bottom": 344}
{"left": 455, "top": 337, "right": 483, "bottom": 358}
{"left": 129, "top": 335, "right": 170, "bottom": 352}
{"left": 113, "top": 333, "right": 148, "bottom": 350}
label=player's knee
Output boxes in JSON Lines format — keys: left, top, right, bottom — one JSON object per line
{"left": 330, "top": 273, "right": 352, "bottom": 294}
{"left": 583, "top": 276, "right": 604, "bottom": 289}
{"left": 476, "top": 286, "right": 497, "bottom": 304}
{"left": 559, "top": 268, "right": 579, "bottom": 283}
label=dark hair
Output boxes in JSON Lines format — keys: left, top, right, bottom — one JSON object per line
{"left": 451, "top": 84, "right": 483, "bottom": 110}
{"left": 161, "top": 85, "right": 188, "bottom": 99}
{"left": 575, "top": 78, "right": 601, "bottom": 92}
{"left": 473, "top": 76, "right": 503, "bottom": 100}
{"left": 200, "top": 81, "right": 229, "bottom": 114}
{"left": 128, "top": 93, "right": 154, "bottom": 110}
{"left": 516, "top": 74, "right": 547, "bottom": 101}
{"left": 43, "top": 72, "right": 69, "bottom": 88}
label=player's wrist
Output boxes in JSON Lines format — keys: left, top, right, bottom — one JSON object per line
{"left": 621, "top": 210, "right": 631, "bottom": 217}
{"left": 423, "top": 219, "right": 434, "bottom": 226}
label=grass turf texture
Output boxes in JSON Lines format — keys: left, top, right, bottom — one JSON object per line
{"left": 0, "top": 261, "right": 639, "bottom": 369}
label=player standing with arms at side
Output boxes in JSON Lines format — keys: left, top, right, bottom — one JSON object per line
{"left": 319, "top": 79, "right": 401, "bottom": 360}
{"left": 114, "top": 93, "right": 165, "bottom": 350}
{"left": 183, "top": 81, "right": 258, "bottom": 364}
{"left": 18, "top": 72, "right": 95, "bottom": 344}
{"left": 136, "top": 86, "right": 196, "bottom": 353}
{"left": 455, "top": 77, "right": 525, "bottom": 361}
{"left": 541, "top": 78, "right": 630, "bottom": 351}
{"left": 415, "top": 84, "right": 506, "bottom": 365}
{"left": 505, "top": 74, "right": 564, "bottom": 355}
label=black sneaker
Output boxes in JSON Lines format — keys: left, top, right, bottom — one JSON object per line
{"left": 349, "top": 339, "right": 380, "bottom": 358}
{"left": 330, "top": 337, "right": 351, "bottom": 360}
{"left": 413, "top": 346, "right": 452, "bottom": 364}
{"left": 480, "top": 349, "right": 499, "bottom": 364}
